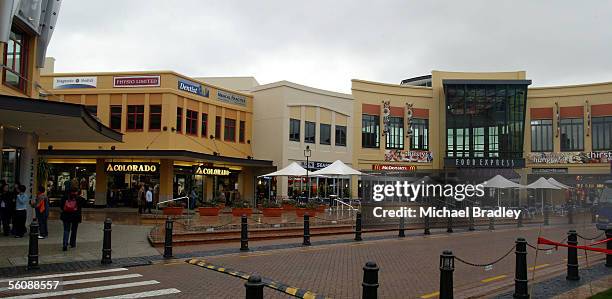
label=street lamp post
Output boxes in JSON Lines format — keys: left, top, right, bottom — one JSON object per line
{"left": 304, "top": 145, "right": 311, "bottom": 202}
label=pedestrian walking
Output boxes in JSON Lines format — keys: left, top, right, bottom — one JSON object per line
{"left": 14, "top": 185, "right": 29, "bottom": 238}
{"left": 0, "top": 184, "right": 12, "bottom": 236}
{"left": 145, "top": 186, "right": 153, "bottom": 213}
{"left": 138, "top": 184, "right": 145, "bottom": 214}
{"left": 60, "top": 187, "right": 86, "bottom": 251}
{"left": 33, "top": 186, "right": 49, "bottom": 239}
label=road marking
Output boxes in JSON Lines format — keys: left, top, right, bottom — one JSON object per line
{"left": 93, "top": 288, "right": 181, "bottom": 299}
{"left": 0, "top": 268, "right": 129, "bottom": 283}
{"left": 420, "top": 291, "right": 439, "bottom": 298}
{"left": 481, "top": 275, "right": 507, "bottom": 283}
{"left": 2, "top": 280, "right": 160, "bottom": 299}
{"left": 0, "top": 274, "right": 142, "bottom": 291}
{"left": 529, "top": 264, "right": 550, "bottom": 270}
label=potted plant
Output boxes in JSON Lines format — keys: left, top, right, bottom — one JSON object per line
{"left": 163, "top": 201, "right": 184, "bottom": 215}
{"left": 316, "top": 203, "right": 327, "bottom": 213}
{"left": 261, "top": 199, "right": 283, "bottom": 217}
{"left": 198, "top": 199, "right": 221, "bottom": 216}
{"left": 295, "top": 202, "right": 318, "bottom": 217}
{"left": 231, "top": 200, "right": 253, "bottom": 217}
{"left": 282, "top": 199, "right": 297, "bottom": 211}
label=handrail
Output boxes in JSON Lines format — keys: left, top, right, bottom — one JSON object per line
{"left": 333, "top": 198, "right": 358, "bottom": 211}
{"left": 157, "top": 196, "right": 189, "bottom": 206}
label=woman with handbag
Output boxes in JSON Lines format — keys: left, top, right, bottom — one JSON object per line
{"left": 60, "top": 187, "right": 85, "bottom": 251}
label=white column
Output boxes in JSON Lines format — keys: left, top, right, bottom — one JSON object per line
{"left": 19, "top": 132, "right": 38, "bottom": 226}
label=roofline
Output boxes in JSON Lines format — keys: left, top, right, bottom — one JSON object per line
{"left": 529, "top": 80, "right": 612, "bottom": 90}
{"left": 443, "top": 79, "right": 532, "bottom": 85}
{"left": 400, "top": 75, "right": 432, "bottom": 84}
{"left": 351, "top": 78, "right": 433, "bottom": 90}
{"left": 252, "top": 80, "right": 353, "bottom": 100}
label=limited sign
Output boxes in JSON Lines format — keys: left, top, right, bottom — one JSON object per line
{"left": 193, "top": 165, "right": 230, "bottom": 176}
{"left": 113, "top": 75, "right": 160, "bottom": 88}
{"left": 444, "top": 158, "right": 525, "bottom": 168}
{"left": 105, "top": 162, "right": 159, "bottom": 173}
{"left": 372, "top": 164, "right": 416, "bottom": 171}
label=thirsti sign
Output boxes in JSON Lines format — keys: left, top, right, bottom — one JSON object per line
{"left": 105, "top": 163, "right": 159, "bottom": 173}
{"left": 193, "top": 166, "right": 230, "bottom": 176}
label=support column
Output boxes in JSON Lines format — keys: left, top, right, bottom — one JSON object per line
{"left": 0, "top": 125, "right": 4, "bottom": 179}
{"left": 95, "top": 159, "right": 108, "bottom": 207}
{"left": 159, "top": 159, "right": 174, "bottom": 203}
{"left": 20, "top": 133, "right": 38, "bottom": 226}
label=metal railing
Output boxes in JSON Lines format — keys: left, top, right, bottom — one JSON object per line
{"left": 329, "top": 198, "right": 360, "bottom": 218}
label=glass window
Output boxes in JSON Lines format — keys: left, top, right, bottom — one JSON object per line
{"left": 335, "top": 125, "right": 347, "bottom": 146}
{"left": 362, "top": 114, "right": 380, "bottom": 148}
{"left": 215, "top": 116, "right": 221, "bottom": 138}
{"left": 176, "top": 107, "right": 183, "bottom": 133}
{"left": 201, "top": 113, "right": 208, "bottom": 138}
{"left": 593, "top": 116, "right": 612, "bottom": 151}
{"left": 386, "top": 116, "right": 404, "bottom": 149}
{"left": 560, "top": 118, "right": 584, "bottom": 151}
{"left": 488, "top": 126, "right": 499, "bottom": 157}
{"left": 127, "top": 105, "right": 144, "bottom": 130}
{"left": 224, "top": 118, "right": 236, "bottom": 141}
{"left": 530, "top": 119, "right": 553, "bottom": 152}
{"left": 410, "top": 118, "right": 428, "bottom": 150}
{"left": 149, "top": 105, "right": 162, "bottom": 131}
{"left": 85, "top": 105, "right": 97, "bottom": 116}
{"left": 289, "top": 119, "right": 300, "bottom": 141}
{"left": 473, "top": 127, "right": 485, "bottom": 157}
{"left": 2, "top": 29, "right": 28, "bottom": 93}
{"left": 186, "top": 109, "right": 198, "bottom": 135}
{"left": 446, "top": 128, "right": 454, "bottom": 157}
{"left": 239, "top": 120, "right": 245, "bottom": 143}
{"left": 305, "top": 121, "right": 316, "bottom": 143}
{"left": 320, "top": 124, "right": 331, "bottom": 145}
{"left": 110, "top": 106, "right": 122, "bottom": 130}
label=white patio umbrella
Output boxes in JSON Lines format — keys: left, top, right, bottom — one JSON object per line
{"left": 526, "top": 177, "right": 561, "bottom": 213}
{"left": 482, "top": 175, "right": 525, "bottom": 207}
{"left": 547, "top": 178, "right": 571, "bottom": 189}
{"left": 310, "top": 160, "right": 363, "bottom": 200}
{"left": 259, "top": 162, "right": 308, "bottom": 177}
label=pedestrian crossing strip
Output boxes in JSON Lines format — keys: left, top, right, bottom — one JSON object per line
{"left": 0, "top": 267, "right": 180, "bottom": 298}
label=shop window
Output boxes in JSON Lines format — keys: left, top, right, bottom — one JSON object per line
{"left": 320, "top": 124, "right": 331, "bottom": 145}
{"left": 385, "top": 116, "right": 403, "bottom": 149}
{"left": 305, "top": 121, "right": 316, "bottom": 144}
{"left": 201, "top": 113, "right": 208, "bottom": 138}
{"left": 362, "top": 114, "right": 379, "bottom": 148}
{"left": 530, "top": 119, "right": 553, "bottom": 152}
{"left": 176, "top": 107, "right": 183, "bottom": 133}
{"left": 224, "top": 118, "right": 236, "bottom": 141}
{"left": 85, "top": 105, "right": 97, "bottom": 116}
{"left": 473, "top": 127, "right": 485, "bottom": 157}
{"left": 110, "top": 105, "right": 122, "bottom": 130}
{"left": 560, "top": 118, "right": 584, "bottom": 151}
{"left": 410, "top": 118, "right": 428, "bottom": 150}
{"left": 592, "top": 116, "right": 612, "bottom": 151}
{"left": 215, "top": 116, "right": 221, "bottom": 139}
{"left": 289, "top": 119, "right": 300, "bottom": 141}
{"left": 126, "top": 105, "right": 144, "bottom": 131}
{"left": 2, "top": 28, "right": 29, "bottom": 93}
{"left": 335, "top": 125, "right": 346, "bottom": 146}
{"left": 488, "top": 126, "right": 499, "bottom": 157}
{"left": 149, "top": 105, "right": 162, "bottom": 131}
{"left": 186, "top": 109, "right": 198, "bottom": 135}
{"left": 239, "top": 120, "right": 245, "bottom": 143}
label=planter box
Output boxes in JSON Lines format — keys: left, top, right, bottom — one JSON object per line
{"left": 295, "top": 208, "right": 316, "bottom": 217}
{"left": 282, "top": 204, "right": 296, "bottom": 211}
{"left": 163, "top": 207, "right": 184, "bottom": 215}
{"left": 316, "top": 205, "right": 327, "bottom": 213}
{"left": 262, "top": 207, "right": 283, "bottom": 217}
{"left": 232, "top": 208, "right": 253, "bottom": 217}
{"left": 198, "top": 207, "right": 221, "bottom": 216}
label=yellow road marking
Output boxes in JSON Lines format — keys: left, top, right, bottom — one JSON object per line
{"left": 529, "top": 264, "right": 549, "bottom": 270}
{"left": 481, "top": 275, "right": 507, "bottom": 283}
{"left": 239, "top": 252, "right": 274, "bottom": 258}
{"left": 163, "top": 262, "right": 185, "bottom": 266}
{"left": 286, "top": 287, "right": 298, "bottom": 295}
{"left": 420, "top": 291, "right": 439, "bottom": 298}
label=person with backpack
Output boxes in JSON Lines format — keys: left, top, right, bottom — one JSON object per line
{"left": 33, "top": 186, "right": 49, "bottom": 239}
{"left": 14, "top": 185, "right": 28, "bottom": 238}
{"left": 60, "top": 187, "right": 86, "bottom": 251}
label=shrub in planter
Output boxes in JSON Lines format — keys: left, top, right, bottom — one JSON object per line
{"left": 199, "top": 200, "right": 221, "bottom": 216}
{"left": 231, "top": 200, "right": 253, "bottom": 217}
{"left": 295, "top": 202, "right": 318, "bottom": 217}
{"left": 262, "top": 199, "right": 283, "bottom": 217}
{"left": 282, "top": 199, "right": 297, "bottom": 211}
{"left": 163, "top": 207, "right": 184, "bottom": 215}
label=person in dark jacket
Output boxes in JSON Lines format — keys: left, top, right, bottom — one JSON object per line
{"left": 60, "top": 187, "right": 86, "bottom": 251}
{"left": 0, "top": 184, "right": 12, "bottom": 236}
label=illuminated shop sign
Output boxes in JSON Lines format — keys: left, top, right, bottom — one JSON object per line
{"left": 532, "top": 168, "right": 568, "bottom": 174}
{"left": 105, "top": 162, "right": 159, "bottom": 173}
{"left": 385, "top": 150, "right": 433, "bottom": 163}
{"left": 53, "top": 76, "right": 97, "bottom": 89}
{"left": 193, "top": 165, "right": 230, "bottom": 176}
{"left": 178, "top": 78, "right": 209, "bottom": 97}
{"left": 113, "top": 75, "right": 160, "bottom": 88}
{"left": 444, "top": 158, "right": 525, "bottom": 168}
{"left": 372, "top": 164, "right": 416, "bottom": 171}
{"left": 527, "top": 152, "right": 612, "bottom": 164}
{"left": 299, "top": 161, "right": 332, "bottom": 170}
{"left": 217, "top": 90, "right": 247, "bottom": 107}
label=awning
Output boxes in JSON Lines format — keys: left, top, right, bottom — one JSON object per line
{"left": 0, "top": 95, "right": 122, "bottom": 142}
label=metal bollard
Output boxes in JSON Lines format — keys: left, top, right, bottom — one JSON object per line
{"left": 240, "top": 215, "right": 249, "bottom": 251}
{"left": 303, "top": 213, "right": 311, "bottom": 246}
{"left": 245, "top": 274, "right": 264, "bottom": 299}
{"left": 362, "top": 261, "right": 379, "bottom": 299}
{"left": 489, "top": 217, "right": 495, "bottom": 230}
{"left": 446, "top": 217, "right": 453, "bottom": 233}
{"left": 513, "top": 238, "right": 529, "bottom": 299}
{"left": 544, "top": 207, "right": 550, "bottom": 226}
{"left": 606, "top": 229, "right": 612, "bottom": 267}
{"left": 398, "top": 217, "right": 405, "bottom": 238}
{"left": 517, "top": 210, "right": 523, "bottom": 228}
{"left": 101, "top": 218, "right": 112, "bottom": 264}
{"left": 439, "top": 250, "right": 454, "bottom": 299}
{"left": 27, "top": 220, "right": 39, "bottom": 270}
{"left": 163, "top": 217, "right": 173, "bottom": 258}
{"left": 355, "top": 212, "right": 363, "bottom": 241}
{"left": 424, "top": 215, "right": 431, "bottom": 235}
{"left": 468, "top": 211, "right": 475, "bottom": 231}
{"left": 566, "top": 230, "right": 579, "bottom": 280}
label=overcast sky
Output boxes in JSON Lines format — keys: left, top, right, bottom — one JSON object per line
{"left": 47, "top": 1, "right": 612, "bottom": 93}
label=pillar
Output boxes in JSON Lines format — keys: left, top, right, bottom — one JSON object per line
{"left": 205, "top": 174, "right": 213, "bottom": 201}
{"left": 159, "top": 159, "right": 174, "bottom": 203}
{"left": 95, "top": 159, "right": 107, "bottom": 206}
{"left": 0, "top": 125, "right": 3, "bottom": 180}
{"left": 19, "top": 133, "right": 38, "bottom": 226}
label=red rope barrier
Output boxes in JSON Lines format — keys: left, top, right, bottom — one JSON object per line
{"left": 537, "top": 237, "right": 612, "bottom": 254}
{"left": 588, "top": 237, "right": 612, "bottom": 247}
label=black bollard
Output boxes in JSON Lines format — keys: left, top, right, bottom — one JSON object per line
{"left": 517, "top": 210, "right": 523, "bottom": 228}
{"left": 355, "top": 212, "right": 363, "bottom": 241}
{"left": 424, "top": 215, "right": 431, "bottom": 235}
{"left": 544, "top": 207, "right": 550, "bottom": 226}
{"left": 245, "top": 274, "right": 264, "bottom": 299}
{"left": 568, "top": 206, "right": 574, "bottom": 225}
{"left": 27, "top": 220, "right": 39, "bottom": 270}
{"left": 606, "top": 229, "right": 612, "bottom": 268}
{"left": 513, "top": 238, "right": 529, "bottom": 299}
{"left": 446, "top": 217, "right": 453, "bottom": 233}
{"left": 399, "top": 217, "right": 405, "bottom": 238}
{"left": 566, "top": 230, "right": 579, "bottom": 281}
{"left": 468, "top": 210, "right": 475, "bottom": 231}
{"left": 362, "top": 261, "right": 379, "bottom": 299}
{"left": 163, "top": 217, "right": 174, "bottom": 258}
{"left": 101, "top": 218, "right": 112, "bottom": 264}
{"left": 303, "top": 213, "right": 311, "bottom": 246}
{"left": 240, "top": 215, "right": 249, "bottom": 251}
{"left": 439, "top": 250, "right": 454, "bottom": 299}
{"left": 489, "top": 217, "right": 495, "bottom": 230}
